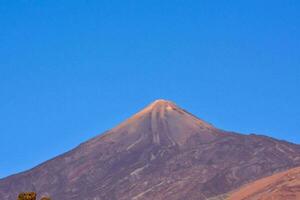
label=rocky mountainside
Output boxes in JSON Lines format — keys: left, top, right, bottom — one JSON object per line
{"left": 227, "top": 166, "right": 300, "bottom": 200}
{"left": 1, "top": 100, "right": 300, "bottom": 200}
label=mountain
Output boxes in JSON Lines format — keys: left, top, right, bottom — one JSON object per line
{"left": 1, "top": 99, "right": 300, "bottom": 200}
{"left": 227, "top": 166, "right": 300, "bottom": 200}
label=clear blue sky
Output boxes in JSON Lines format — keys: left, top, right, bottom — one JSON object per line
{"left": 1, "top": 1, "right": 299, "bottom": 178}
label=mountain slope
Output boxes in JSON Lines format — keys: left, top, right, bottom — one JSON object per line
{"left": 227, "top": 166, "right": 300, "bottom": 200}
{"left": 1, "top": 100, "right": 300, "bottom": 200}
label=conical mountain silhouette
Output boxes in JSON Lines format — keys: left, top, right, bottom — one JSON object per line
{"left": 106, "top": 99, "right": 218, "bottom": 147}
{"left": 1, "top": 100, "right": 300, "bottom": 200}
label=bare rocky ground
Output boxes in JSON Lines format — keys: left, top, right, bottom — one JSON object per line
{"left": 227, "top": 166, "right": 300, "bottom": 200}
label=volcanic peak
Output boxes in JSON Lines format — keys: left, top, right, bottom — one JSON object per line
{"left": 149, "top": 99, "right": 176, "bottom": 107}
{"left": 110, "top": 99, "right": 217, "bottom": 146}
{"left": 141, "top": 99, "right": 178, "bottom": 113}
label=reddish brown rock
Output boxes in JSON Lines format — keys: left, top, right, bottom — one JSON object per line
{"left": 228, "top": 166, "right": 300, "bottom": 200}
{"left": 0, "top": 100, "right": 300, "bottom": 200}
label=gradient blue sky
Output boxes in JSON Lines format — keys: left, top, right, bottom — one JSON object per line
{"left": 1, "top": 0, "right": 300, "bottom": 178}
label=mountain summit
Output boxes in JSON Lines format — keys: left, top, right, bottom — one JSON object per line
{"left": 111, "top": 99, "right": 218, "bottom": 147}
{"left": 1, "top": 100, "right": 300, "bottom": 200}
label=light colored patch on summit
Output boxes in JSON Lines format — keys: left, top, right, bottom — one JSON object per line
{"left": 166, "top": 105, "right": 173, "bottom": 111}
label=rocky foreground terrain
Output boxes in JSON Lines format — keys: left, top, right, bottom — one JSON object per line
{"left": 1, "top": 100, "right": 300, "bottom": 200}
{"left": 228, "top": 166, "right": 300, "bottom": 200}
